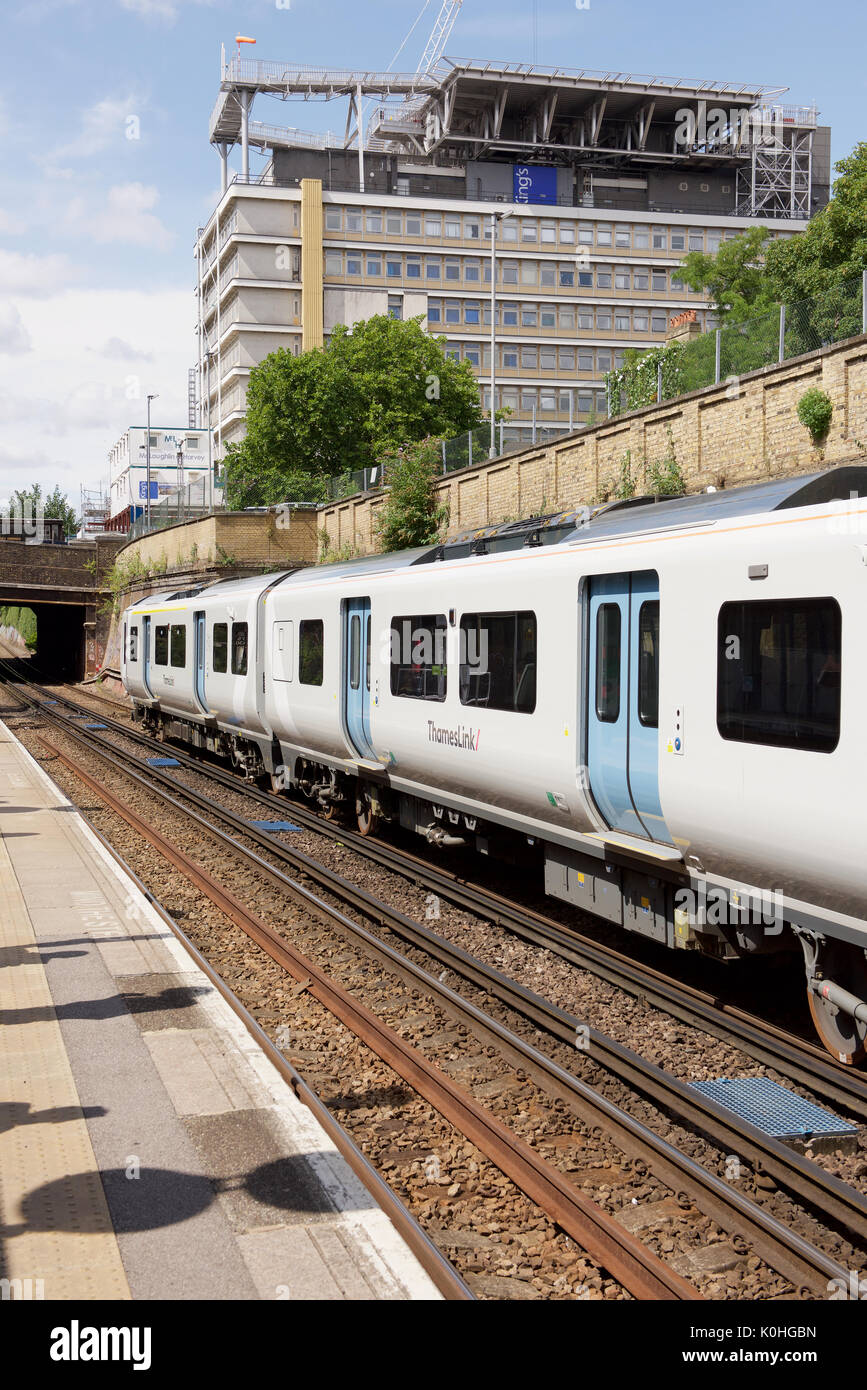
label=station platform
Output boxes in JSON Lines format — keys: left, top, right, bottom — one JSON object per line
{"left": 0, "top": 719, "right": 441, "bottom": 1301}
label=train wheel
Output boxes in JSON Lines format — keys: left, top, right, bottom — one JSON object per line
{"left": 269, "top": 772, "right": 284, "bottom": 795}
{"left": 807, "top": 942, "right": 867, "bottom": 1066}
{"left": 322, "top": 802, "right": 340, "bottom": 821}
{"left": 356, "top": 789, "right": 381, "bottom": 838}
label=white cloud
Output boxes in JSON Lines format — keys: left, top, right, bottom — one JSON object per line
{"left": 0, "top": 210, "right": 27, "bottom": 235}
{"left": 64, "top": 182, "right": 174, "bottom": 251}
{"left": 119, "top": 0, "right": 215, "bottom": 22}
{"left": 0, "top": 286, "right": 193, "bottom": 497}
{"left": 100, "top": 337, "right": 154, "bottom": 363}
{"left": 46, "top": 93, "right": 144, "bottom": 162}
{"left": 0, "top": 249, "right": 75, "bottom": 297}
{"left": 0, "top": 305, "right": 32, "bottom": 356}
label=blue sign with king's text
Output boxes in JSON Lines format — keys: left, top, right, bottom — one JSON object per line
{"left": 513, "top": 165, "right": 558, "bottom": 204}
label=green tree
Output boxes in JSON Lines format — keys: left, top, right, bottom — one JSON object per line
{"left": 765, "top": 143, "right": 867, "bottom": 300}
{"left": 12, "top": 483, "right": 78, "bottom": 536}
{"left": 225, "top": 315, "right": 483, "bottom": 509}
{"left": 677, "top": 225, "right": 778, "bottom": 324}
{"left": 374, "top": 438, "right": 449, "bottom": 553}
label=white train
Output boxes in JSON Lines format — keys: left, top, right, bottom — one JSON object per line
{"left": 122, "top": 467, "right": 867, "bottom": 1063}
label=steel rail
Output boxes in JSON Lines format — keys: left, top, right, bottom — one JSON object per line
{"left": 36, "top": 733, "right": 699, "bottom": 1302}
{"left": 8, "top": 666, "right": 865, "bottom": 1119}
{"left": 30, "top": 717, "right": 860, "bottom": 1296}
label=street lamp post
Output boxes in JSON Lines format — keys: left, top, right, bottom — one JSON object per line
{"left": 489, "top": 210, "right": 508, "bottom": 458}
{"left": 146, "top": 393, "right": 158, "bottom": 529}
{"left": 176, "top": 442, "right": 185, "bottom": 523}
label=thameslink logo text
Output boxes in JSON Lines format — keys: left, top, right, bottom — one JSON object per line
{"left": 428, "top": 720, "right": 480, "bottom": 751}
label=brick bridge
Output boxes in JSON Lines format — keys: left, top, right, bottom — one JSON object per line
{"left": 0, "top": 537, "right": 125, "bottom": 677}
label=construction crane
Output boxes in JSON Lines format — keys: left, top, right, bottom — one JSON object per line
{"left": 415, "top": 0, "right": 462, "bottom": 76}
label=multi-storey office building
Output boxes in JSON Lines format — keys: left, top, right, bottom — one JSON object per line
{"left": 106, "top": 424, "right": 218, "bottom": 532}
{"left": 196, "top": 57, "right": 829, "bottom": 457}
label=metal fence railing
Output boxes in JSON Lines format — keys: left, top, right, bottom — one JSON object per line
{"left": 127, "top": 475, "right": 226, "bottom": 541}
{"left": 610, "top": 272, "right": 867, "bottom": 413}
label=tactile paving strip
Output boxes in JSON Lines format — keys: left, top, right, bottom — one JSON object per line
{"left": 689, "top": 1075, "right": 857, "bottom": 1141}
{"left": 0, "top": 739, "right": 131, "bottom": 1300}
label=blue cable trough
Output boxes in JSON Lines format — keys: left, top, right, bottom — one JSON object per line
{"left": 84, "top": 723, "right": 108, "bottom": 730}
{"left": 690, "top": 1075, "right": 857, "bottom": 1149}
{"left": 248, "top": 819, "right": 301, "bottom": 833}
{"left": 146, "top": 756, "right": 181, "bottom": 768}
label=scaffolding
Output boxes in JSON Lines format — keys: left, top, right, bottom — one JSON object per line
{"left": 79, "top": 484, "right": 109, "bottom": 535}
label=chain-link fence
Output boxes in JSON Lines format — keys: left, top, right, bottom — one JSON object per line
{"left": 128, "top": 474, "right": 226, "bottom": 540}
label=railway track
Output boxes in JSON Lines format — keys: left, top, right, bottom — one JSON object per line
{"left": 12, "top": 664, "right": 867, "bottom": 1123}
{"left": 3, "top": 665, "right": 866, "bottom": 1298}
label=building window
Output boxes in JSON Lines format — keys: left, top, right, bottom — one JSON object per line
{"left": 502, "top": 260, "right": 518, "bottom": 285}
{"left": 501, "top": 219, "right": 518, "bottom": 242}
{"left": 445, "top": 342, "right": 461, "bottom": 361}
{"left": 465, "top": 218, "right": 481, "bottom": 239}
{"left": 501, "top": 388, "right": 518, "bottom": 410}
{"left": 213, "top": 623, "right": 228, "bottom": 673}
{"left": 559, "top": 223, "right": 575, "bottom": 243}
{"left": 596, "top": 350, "right": 611, "bottom": 372}
{"left": 170, "top": 624, "right": 186, "bottom": 668}
{"left": 465, "top": 260, "right": 481, "bottom": 282}
{"left": 596, "top": 309, "right": 612, "bottom": 329}
{"left": 232, "top": 622, "right": 248, "bottom": 676}
{"left": 540, "top": 347, "right": 556, "bottom": 371}
{"left": 596, "top": 224, "right": 612, "bottom": 246}
{"left": 540, "top": 391, "right": 556, "bottom": 411}
{"left": 634, "top": 226, "right": 649, "bottom": 248}
{"left": 615, "top": 225, "right": 631, "bottom": 247}
{"left": 717, "top": 599, "right": 841, "bottom": 753}
{"left": 464, "top": 345, "right": 480, "bottom": 367}
{"left": 386, "top": 212, "right": 402, "bottom": 234}
{"left": 560, "top": 306, "right": 576, "bottom": 329}
{"left": 651, "top": 312, "right": 667, "bottom": 332}
{"left": 578, "top": 350, "right": 593, "bottom": 371}
{"left": 386, "top": 256, "right": 402, "bottom": 278}
{"left": 366, "top": 210, "right": 382, "bottom": 233}
{"left": 671, "top": 275, "right": 684, "bottom": 292}
{"left": 427, "top": 300, "right": 441, "bottom": 323}
{"left": 426, "top": 259, "right": 441, "bottom": 280}
{"left": 521, "top": 305, "right": 537, "bottom": 327}
{"left": 638, "top": 601, "right": 660, "bottom": 727}
{"left": 520, "top": 261, "right": 538, "bottom": 284}
{"left": 541, "top": 221, "right": 556, "bottom": 243}
{"left": 459, "top": 612, "right": 537, "bottom": 713}
{"left": 540, "top": 263, "right": 556, "bottom": 286}
{"left": 405, "top": 256, "right": 421, "bottom": 279}
{"left": 425, "top": 215, "right": 442, "bottom": 237}
{"left": 708, "top": 230, "right": 723, "bottom": 254}
{"left": 651, "top": 270, "right": 666, "bottom": 291}
{"left": 325, "top": 251, "right": 342, "bottom": 275}
{"left": 366, "top": 256, "right": 382, "bottom": 276}
{"left": 559, "top": 347, "right": 575, "bottom": 370}
{"left": 406, "top": 215, "right": 421, "bottom": 236}
{"left": 445, "top": 258, "right": 461, "bottom": 281}
{"left": 633, "top": 269, "right": 649, "bottom": 290}
{"left": 154, "top": 625, "right": 169, "bottom": 666}
{"left": 521, "top": 389, "right": 537, "bottom": 410}
{"left": 559, "top": 391, "right": 572, "bottom": 411}
{"left": 299, "top": 620, "right": 324, "bottom": 686}
{"left": 346, "top": 210, "right": 362, "bottom": 233}
{"left": 559, "top": 265, "right": 575, "bottom": 287}
{"left": 634, "top": 310, "right": 649, "bottom": 331}
{"left": 325, "top": 208, "right": 342, "bottom": 231}
{"left": 613, "top": 351, "right": 625, "bottom": 370}
{"left": 578, "top": 225, "right": 593, "bottom": 244}
{"left": 445, "top": 301, "right": 460, "bottom": 323}
{"left": 615, "top": 270, "right": 631, "bottom": 290}
{"left": 388, "top": 295, "right": 403, "bottom": 321}
{"left": 615, "top": 311, "right": 630, "bottom": 331}
{"left": 390, "top": 615, "right": 447, "bottom": 701}
{"left": 445, "top": 218, "right": 461, "bottom": 238}
{"left": 465, "top": 301, "right": 481, "bottom": 325}
{"left": 689, "top": 231, "right": 704, "bottom": 251}
{"left": 520, "top": 346, "right": 538, "bottom": 368}
{"left": 652, "top": 229, "right": 667, "bottom": 249}
{"left": 346, "top": 255, "right": 361, "bottom": 275}
{"left": 595, "top": 604, "right": 621, "bottom": 721}
{"left": 521, "top": 220, "right": 537, "bottom": 242}
{"left": 577, "top": 390, "right": 593, "bottom": 412}
{"left": 596, "top": 267, "right": 612, "bottom": 289}
{"left": 503, "top": 305, "right": 518, "bottom": 325}
{"left": 540, "top": 305, "right": 556, "bottom": 327}
{"left": 670, "top": 232, "right": 686, "bottom": 251}
{"left": 503, "top": 348, "right": 518, "bottom": 367}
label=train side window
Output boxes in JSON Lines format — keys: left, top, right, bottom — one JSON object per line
{"left": 154, "top": 625, "right": 169, "bottom": 666}
{"left": 717, "top": 598, "right": 841, "bottom": 752}
{"left": 349, "top": 615, "right": 361, "bottom": 690}
{"left": 459, "top": 611, "right": 536, "bottom": 713}
{"left": 231, "top": 622, "right": 248, "bottom": 676}
{"left": 637, "top": 601, "right": 659, "bottom": 728}
{"left": 299, "top": 620, "right": 324, "bottom": 685}
{"left": 595, "top": 604, "right": 620, "bottom": 722}
{"left": 170, "top": 624, "right": 186, "bottom": 668}
{"left": 129, "top": 626, "right": 138, "bottom": 662}
{"left": 213, "top": 623, "right": 228, "bottom": 673}
{"left": 390, "top": 614, "right": 447, "bottom": 701}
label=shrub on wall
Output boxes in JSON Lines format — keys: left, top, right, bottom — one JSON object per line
{"left": 797, "top": 387, "right": 833, "bottom": 444}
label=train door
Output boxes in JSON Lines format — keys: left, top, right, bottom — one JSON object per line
{"left": 142, "top": 615, "right": 153, "bottom": 699}
{"left": 586, "top": 571, "right": 671, "bottom": 843}
{"left": 194, "top": 611, "right": 207, "bottom": 710}
{"left": 343, "top": 598, "right": 376, "bottom": 760}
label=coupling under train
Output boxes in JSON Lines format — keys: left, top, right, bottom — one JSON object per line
{"left": 122, "top": 466, "right": 867, "bottom": 1064}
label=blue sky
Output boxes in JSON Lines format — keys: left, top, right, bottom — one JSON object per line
{"left": 1, "top": 0, "right": 863, "bottom": 503}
